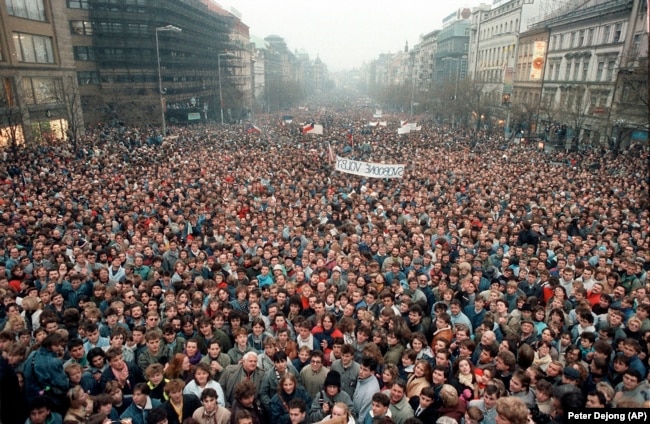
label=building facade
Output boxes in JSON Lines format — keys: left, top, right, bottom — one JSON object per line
{"left": 0, "top": 0, "right": 79, "bottom": 145}
{"left": 538, "top": 0, "right": 645, "bottom": 146}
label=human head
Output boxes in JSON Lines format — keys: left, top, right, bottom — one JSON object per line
{"left": 495, "top": 396, "right": 528, "bottom": 424}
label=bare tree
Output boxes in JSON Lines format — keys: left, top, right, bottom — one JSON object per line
{"left": 608, "top": 57, "right": 649, "bottom": 156}
{"left": 510, "top": 96, "right": 540, "bottom": 140}
{"left": 59, "top": 76, "right": 85, "bottom": 152}
{"left": 558, "top": 85, "right": 590, "bottom": 147}
{"left": 0, "top": 104, "right": 24, "bottom": 160}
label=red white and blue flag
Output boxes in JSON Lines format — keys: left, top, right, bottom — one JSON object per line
{"left": 246, "top": 124, "right": 261, "bottom": 133}
{"left": 302, "top": 123, "right": 323, "bottom": 135}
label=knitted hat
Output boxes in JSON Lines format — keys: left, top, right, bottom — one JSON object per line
{"left": 324, "top": 370, "right": 341, "bottom": 388}
{"left": 563, "top": 367, "right": 580, "bottom": 380}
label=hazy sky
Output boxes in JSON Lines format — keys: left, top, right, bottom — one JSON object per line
{"left": 221, "top": 0, "right": 486, "bottom": 72}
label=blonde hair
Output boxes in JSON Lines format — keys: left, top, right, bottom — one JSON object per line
{"left": 439, "top": 384, "right": 459, "bottom": 407}
{"left": 495, "top": 397, "right": 528, "bottom": 424}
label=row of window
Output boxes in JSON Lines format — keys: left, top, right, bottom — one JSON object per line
{"left": 476, "top": 44, "right": 516, "bottom": 67}
{"left": 550, "top": 23, "right": 623, "bottom": 51}
{"left": 76, "top": 72, "right": 164, "bottom": 85}
{"left": 68, "top": 0, "right": 146, "bottom": 9}
{"left": 71, "top": 21, "right": 151, "bottom": 36}
{"left": 547, "top": 58, "right": 617, "bottom": 83}
{"left": 73, "top": 46, "right": 154, "bottom": 61}
{"left": 479, "top": 18, "right": 519, "bottom": 41}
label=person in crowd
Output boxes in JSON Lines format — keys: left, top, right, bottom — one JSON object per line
{"left": 2, "top": 107, "right": 650, "bottom": 424}
{"left": 269, "top": 373, "right": 312, "bottom": 424}
{"left": 308, "top": 370, "right": 354, "bottom": 422}
{"left": 162, "top": 379, "right": 201, "bottom": 424}
{"left": 192, "top": 387, "right": 231, "bottom": 424}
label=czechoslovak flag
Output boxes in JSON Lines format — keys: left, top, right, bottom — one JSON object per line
{"left": 302, "top": 123, "right": 323, "bottom": 135}
{"left": 246, "top": 124, "right": 261, "bottom": 133}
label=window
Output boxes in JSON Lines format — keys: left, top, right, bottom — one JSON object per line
{"left": 613, "top": 23, "right": 622, "bottom": 43}
{"left": 633, "top": 34, "right": 642, "bottom": 56}
{"left": 582, "top": 59, "right": 589, "bottom": 81}
{"left": 587, "top": 28, "right": 594, "bottom": 46}
{"left": 602, "top": 26, "right": 611, "bottom": 44}
{"left": 559, "top": 34, "right": 564, "bottom": 49}
{"left": 22, "top": 77, "right": 62, "bottom": 105}
{"left": 77, "top": 71, "right": 100, "bottom": 85}
{"left": 67, "top": 0, "right": 90, "bottom": 8}
{"left": 71, "top": 21, "right": 93, "bottom": 35}
{"left": 570, "top": 32, "right": 576, "bottom": 47}
{"left": 596, "top": 61, "right": 604, "bottom": 81}
{"left": 606, "top": 60, "right": 616, "bottom": 81}
{"left": 12, "top": 32, "right": 54, "bottom": 63}
{"left": 5, "top": 0, "right": 47, "bottom": 21}
{"left": 549, "top": 63, "right": 555, "bottom": 80}
{"left": 552, "top": 35, "right": 557, "bottom": 50}
{"left": 73, "top": 46, "right": 95, "bottom": 61}
{"left": 565, "top": 60, "right": 572, "bottom": 80}
{"left": 578, "top": 30, "right": 585, "bottom": 47}
{"left": 554, "top": 63, "right": 560, "bottom": 80}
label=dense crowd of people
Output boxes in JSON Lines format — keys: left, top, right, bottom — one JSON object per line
{"left": 0, "top": 105, "right": 648, "bottom": 424}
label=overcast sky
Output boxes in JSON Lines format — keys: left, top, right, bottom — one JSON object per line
{"left": 221, "top": 0, "right": 486, "bottom": 72}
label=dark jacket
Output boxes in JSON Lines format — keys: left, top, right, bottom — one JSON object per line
{"left": 230, "top": 398, "right": 266, "bottom": 424}
{"left": 269, "top": 387, "right": 312, "bottom": 424}
{"left": 164, "top": 394, "right": 201, "bottom": 424}
{"left": 409, "top": 396, "right": 437, "bottom": 423}
{"left": 99, "top": 361, "right": 145, "bottom": 396}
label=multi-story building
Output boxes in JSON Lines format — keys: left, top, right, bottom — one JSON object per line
{"left": 413, "top": 30, "right": 439, "bottom": 94}
{"left": 0, "top": 0, "right": 79, "bottom": 145}
{"left": 538, "top": 0, "right": 645, "bottom": 146}
{"left": 434, "top": 9, "right": 471, "bottom": 86}
{"left": 468, "top": 0, "right": 561, "bottom": 110}
{"left": 1, "top": 0, "right": 324, "bottom": 143}
{"left": 68, "top": 0, "right": 241, "bottom": 127}
{"left": 511, "top": 25, "right": 549, "bottom": 135}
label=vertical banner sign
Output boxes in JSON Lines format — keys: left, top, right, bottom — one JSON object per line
{"left": 530, "top": 41, "right": 547, "bottom": 81}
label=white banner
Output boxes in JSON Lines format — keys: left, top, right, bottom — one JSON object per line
{"left": 335, "top": 156, "right": 405, "bottom": 179}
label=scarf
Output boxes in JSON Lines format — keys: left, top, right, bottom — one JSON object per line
{"left": 187, "top": 349, "right": 202, "bottom": 365}
{"left": 111, "top": 364, "right": 129, "bottom": 384}
{"left": 458, "top": 372, "right": 474, "bottom": 387}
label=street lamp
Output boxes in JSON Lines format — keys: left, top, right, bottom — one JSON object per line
{"left": 155, "top": 24, "right": 182, "bottom": 137}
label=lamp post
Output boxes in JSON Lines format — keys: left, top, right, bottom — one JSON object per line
{"left": 217, "top": 53, "right": 232, "bottom": 125}
{"left": 443, "top": 56, "right": 465, "bottom": 128}
{"left": 155, "top": 25, "right": 182, "bottom": 137}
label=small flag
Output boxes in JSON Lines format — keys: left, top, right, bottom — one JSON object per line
{"left": 246, "top": 124, "right": 261, "bottom": 133}
{"left": 302, "top": 123, "right": 314, "bottom": 134}
{"left": 327, "top": 141, "right": 335, "bottom": 163}
{"left": 302, "top": 123, "right": 323, "bottom": 135}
